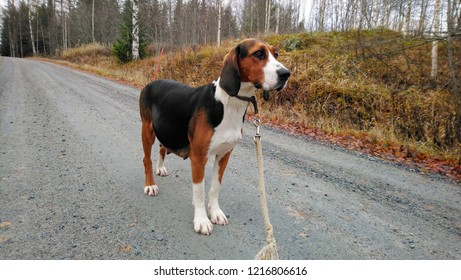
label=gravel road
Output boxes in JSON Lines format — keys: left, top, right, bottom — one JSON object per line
{"left": 0, "top": 57, "right": 460, "bottom": 260}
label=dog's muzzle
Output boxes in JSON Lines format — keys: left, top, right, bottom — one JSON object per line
{"left": 275, "top": 68, "right": 291, "bottom": 91}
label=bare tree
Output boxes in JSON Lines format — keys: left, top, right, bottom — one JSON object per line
{"left": 431, "top": 0, "right": 441, "bottom": 79}
{"left": 446, "top": 0, "right": 460, "bottom": 98}
{"left": 19, "top": 1, "right": 23, "bottom": 57}
{"left": 0, "top": 0, "right": 328, "bottom": 56}
{"left": 318, "top": 0, "right": 326, "bottom": 32}
{"left": 405, "top": 0, "right": 412, "bottom": 36}
{"left": 60, "top": 0, "right": 68, "bottom": 50}
{"left": 91, "top": 0, "right": 95, "bottom": 42}
{"left": 384, "top": 0, "right": 391, "bottom": 28}
{"left": 217, "top": 0, "right": 221, "bottom": 46}
{"left": 28, "top": 0, "right": 36, "bottom": 56}
{"left": 418, "top": 0, "right": 429, "bottom": 35}
{"left": 132, "top": 0, "right": 140, "bottom": 60}
{"left": 7, "top": 0, "right": 16, "bottom": 57}
{"left": 264, "top": 0, "right": 271, "bottom": 33}
{"left": 275, "top": 0, "right": 280, "bottom": 34}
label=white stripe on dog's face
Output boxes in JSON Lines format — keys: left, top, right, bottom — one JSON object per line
{"left": 229, "top": 39, "right": 290, "bottom": 92}
{"left": 262, "top": 51, "right": 289, "bottom": 91}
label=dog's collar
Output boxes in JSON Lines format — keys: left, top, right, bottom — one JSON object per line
{"left": 213, "top": 80, "right": 260, "bottom": 114}
{"left": 234, "top": 95, "right": 259, "bottom": 115}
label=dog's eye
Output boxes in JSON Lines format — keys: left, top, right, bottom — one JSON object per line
{"left": 273, "top": 52, "right": 279, "bottom": 59}
{"left": 253, "top": 50, "right": 265, "bottom": 60}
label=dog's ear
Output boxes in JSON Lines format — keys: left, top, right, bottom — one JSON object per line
{"left": 219, "top": 45, "right": 242, "bottom": 96}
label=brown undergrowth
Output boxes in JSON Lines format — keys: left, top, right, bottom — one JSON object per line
{"left": 50, "top": 31, "right": 460, "bottom": 182}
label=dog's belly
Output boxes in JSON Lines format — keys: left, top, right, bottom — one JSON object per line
{"left": 151, "top": 105, "right": 191, "bottom": 153}
{"left": 163, "top": 145, "right": 190, "bottom": 159}
{"left": 154, "top": 127, "right": 191, "bottom": 159}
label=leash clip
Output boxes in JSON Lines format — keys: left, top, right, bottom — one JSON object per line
{"left": 254, "top": 116, "right": 261, "bottom": 140}
{"left": 234, "top": 94, "right": 261, "bottom": 140}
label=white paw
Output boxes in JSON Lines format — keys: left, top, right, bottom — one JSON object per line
{"left": 209, "top": 207, "right": 228, "bottom": 225}
{"left": 193, "top": 216, "right": 213, "bottom": 235}
{"left": 144, "top": 185, "right": 159, "bottom": 196}
{"left": 156, "top": 166, "right": 168, "bottom": 177}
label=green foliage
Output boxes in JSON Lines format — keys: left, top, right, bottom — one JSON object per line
{"left": 1, "top": 2, "right": 34, "bottom": 57}
{"left": 0, "top": 15, "right": 11, "bottom": 56}
{"left": 113, "top": 23, "right": 133, "bottom": 63}
{"left": 282, "top": 37, "right": 303, "bottom": 51}
{"left": 113, "top": 22, "right": 149, "bottom": 64}
{"left": 112, "top": 1, "right": 148, "bottom": 64}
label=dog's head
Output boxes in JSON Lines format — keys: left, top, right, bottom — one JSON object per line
{"left": 219, "top": 39, "right": 290, "bottom": 97}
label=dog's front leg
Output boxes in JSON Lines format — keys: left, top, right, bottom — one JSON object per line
{"left": 189, "top": 111, "right": 215, "bottom": 235}
{"left": 191, "top": 155, "right": 213, "bottom": 235}
{"left": 208, "top": 152, "right": 231, "bottom": 226}
{"left": 192, "top": 180, "right": 213, "bottom": 235}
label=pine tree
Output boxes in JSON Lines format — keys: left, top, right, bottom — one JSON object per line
{"left": 1, "top": 15, "right": 12, "bottom": 56}
{"left": 113, "top": 0, "right": 147, "bottom": 63}
{"left": 113, "top": 23, "right": 132, "bottom": 63}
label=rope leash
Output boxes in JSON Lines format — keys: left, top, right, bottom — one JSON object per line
{"left": 152, "top": 48, "right": 164, "bottom": 80}
{"left": 236, "top": 94, "right": 279, "bottom": 260}
{"left": 253, "top": 116, "right": 279, "bottom": 260}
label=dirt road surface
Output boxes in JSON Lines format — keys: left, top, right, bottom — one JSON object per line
{"left": 1, "top": 57, "right": 460, "bottom": 259}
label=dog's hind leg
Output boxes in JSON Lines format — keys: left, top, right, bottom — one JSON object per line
{"left": 142, "top": 119, "right": 159, "bottom": 196}
{"left": 156, "top": 144, "right": 168, "bottom": 176}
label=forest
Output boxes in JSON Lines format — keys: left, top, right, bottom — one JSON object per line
{"left": 1, "top": 1, "right": 459, "bottom": 57}
{"left": 0, "top": 0, "right": 306, "bottom": 57}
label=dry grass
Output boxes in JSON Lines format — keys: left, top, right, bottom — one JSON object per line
{"left": 51, "top": 31, "right": 461, "bottom": 168}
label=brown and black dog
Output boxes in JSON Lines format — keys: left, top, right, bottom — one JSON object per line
{"left": 139, "top": 39, "right": 290, "bottom": 235}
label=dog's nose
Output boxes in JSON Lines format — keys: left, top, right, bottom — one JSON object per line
{"left": 277, "top": 68, "right": 291, "bottom": 81}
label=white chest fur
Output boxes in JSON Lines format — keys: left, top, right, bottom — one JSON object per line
{"left": 208, "top": 82, "right": 254, "bottom": 157}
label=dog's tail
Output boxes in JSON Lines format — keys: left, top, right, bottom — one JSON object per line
{"left": 139, "top": 84, "right": 153, "bottom": 122}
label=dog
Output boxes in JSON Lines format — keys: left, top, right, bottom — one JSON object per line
{"left": 139, "top": 39, "right": 290, "bottom": 235}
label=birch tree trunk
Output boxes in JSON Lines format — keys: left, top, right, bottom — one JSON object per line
{"left": 372, "top": 0, "right": 380, "bottom": 27}
{"left": 384, "top": 0, "right": 391, "bottom": 28}
{"left": 446, "top": 0, "right": 459, "bottom": 100}
{"left": 132, "top": 0, "right": 140, "bottom": 60}
{"left": 397, "top": 0, "right": 404, "bottom": 32}
{"left": 275, "top": 1, "right": 280, "bottom": 34}
{"left": 19, "top": 4, "right": 23, "bottom": 57}
{"left": 405, "top": 0, "right": 412, "bottom": 36}
{"left": 28, "top": 0, "right": 36, "bottom": 56}
{"left": 91, "top": 0, "right": 95, "bottom": 42}
{"left": 64, "top": 9, "right": 67, "bottom": 50}
{"left": 264, "top": 0, "right": 271, "bottom": 33}
{"left": 217, "top": 0, "right": 221, "bottom": 46}
{"left": 431, "top": 0, "right": 441, "bottom": 79}
{"left": 445, "top": 0, "right": 461, "bottom": 143}
{"left": 60, "top": 0, "right": 67, "bottom": 50}
{"left": 9, "top": 29, "right": 15, "bottom": 57}
{"left": 319, "top": 0, "right": 326, "bottom": 32}
{"left": 67, "top": 0, "right": 71, "bottom": 49}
